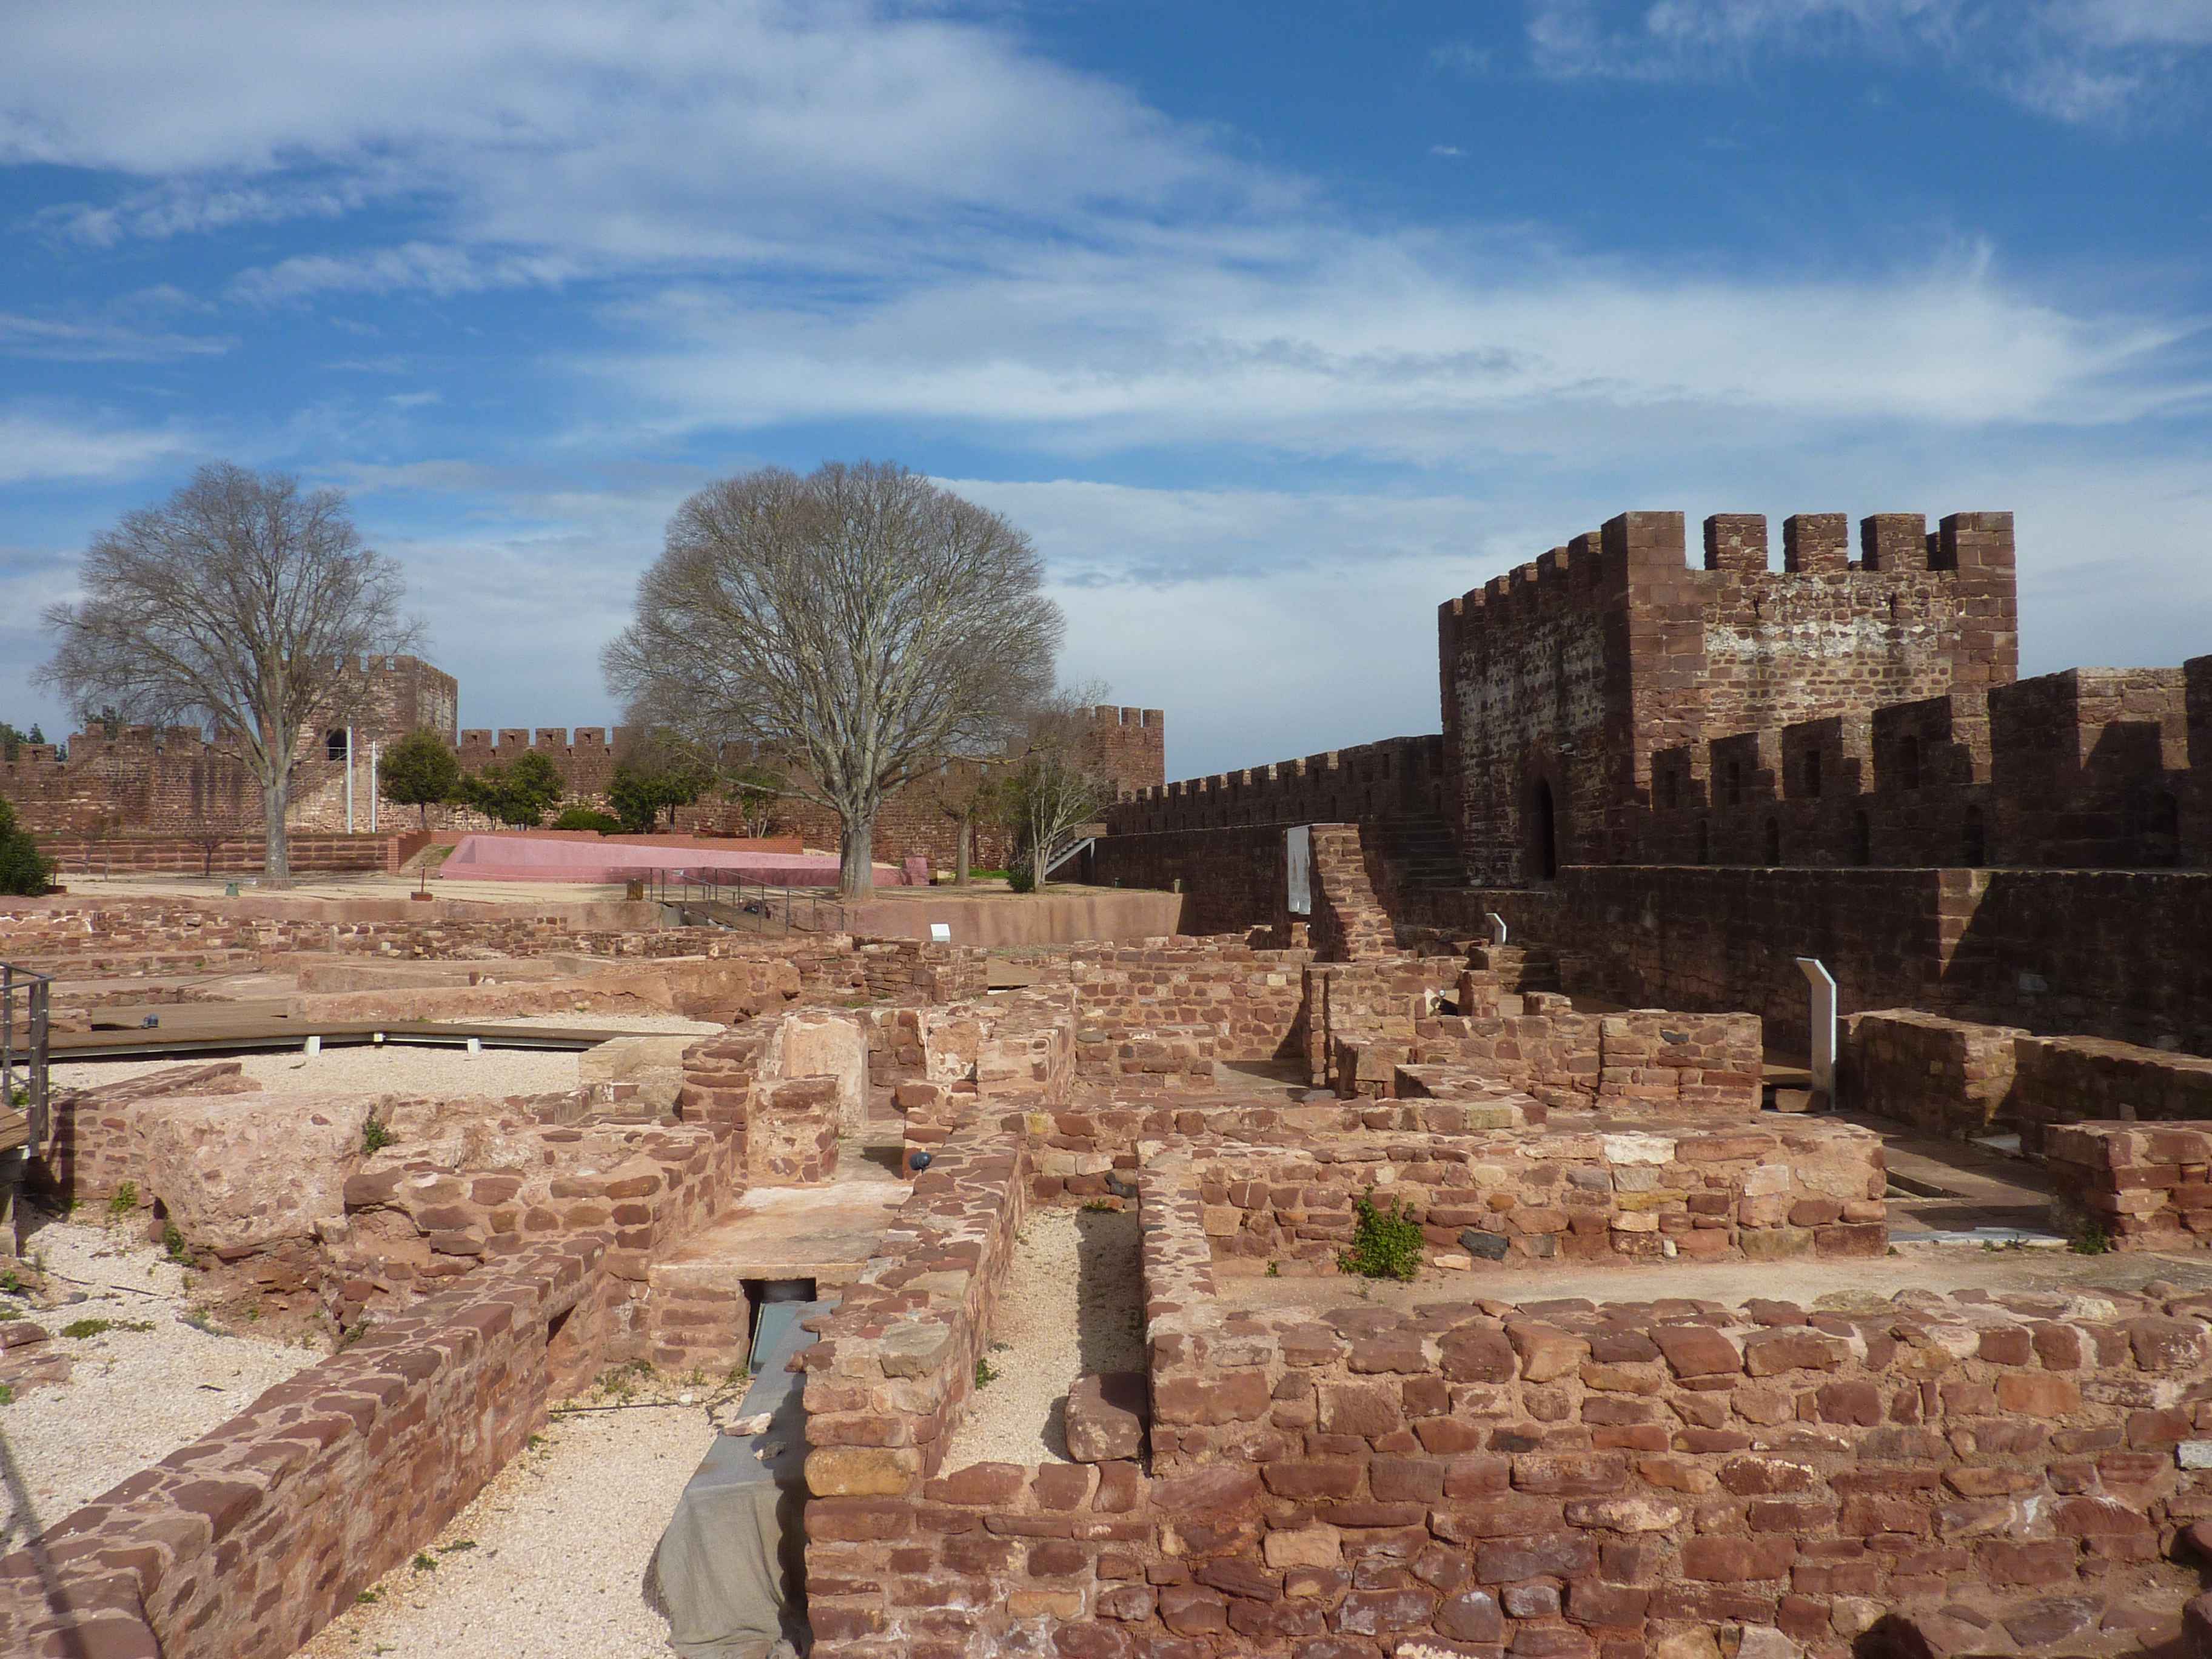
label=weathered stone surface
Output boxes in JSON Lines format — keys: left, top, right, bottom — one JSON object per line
{"left": 139, "top": 1091, "right": 374, "bottom": 1252}
{"left": 1067, "top": 1372, "right": 1147, "bottom": 1464}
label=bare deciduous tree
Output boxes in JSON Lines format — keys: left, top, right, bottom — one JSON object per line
{"left": 1004, "top": 685, "right": 1118, "bottom": 890}
{"left": 604, "top": 461, "right": 1062, "bottom": 897}
{"left": 930, "top": 758, "right": 1008, "bottom": 886}
{"left": 38, "top": 463, "right": 419, "bottom": 888}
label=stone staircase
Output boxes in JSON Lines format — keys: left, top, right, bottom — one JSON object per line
{"left": 1366, "top": 814, "right": 1469, "bottom": 894}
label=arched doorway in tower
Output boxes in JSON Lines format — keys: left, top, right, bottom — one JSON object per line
{"left": 1530, "top": 778, "right": 1560, "bottom": 882}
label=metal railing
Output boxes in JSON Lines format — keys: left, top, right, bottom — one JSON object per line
{"left": 627, "top": 869, "right": 856, "bottom": 937}
{"left": 3, "top": 963, "right": 51, "bottom": 1149}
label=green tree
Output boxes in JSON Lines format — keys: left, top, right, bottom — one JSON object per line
{"left": 608, "top": 742, "right": 712, "bottom": 834}
{"left": 461, "top": 752, "right": 566, "bottom": 828}
{"left": 378, "top": 728, "right": 463, "bottom": 827}
{"left": 0, "top": 797, "right": 54, "bottom": 897}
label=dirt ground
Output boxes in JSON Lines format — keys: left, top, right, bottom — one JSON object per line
{"left": 942, "top": 1205, "right": 1145, "bottom": 1467}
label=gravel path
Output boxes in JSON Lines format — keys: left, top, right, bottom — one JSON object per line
{"left": 300, "top": 1403, "right": 712, "bottom": 1659}
{"left": 942, "top": 1205, "right": 1143, "bottom": 1468}
{"left": 0, "top": 1216, "right": 318, "bottom": 1556}
{"left": 51, "top": 1014, "right": 723, "bottom": 1101}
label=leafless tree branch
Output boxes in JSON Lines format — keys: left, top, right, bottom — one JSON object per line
{"left": 603, "top": 461, "right": 1062, "bottom": 896}
{"left": 36, "top": 463, "right": 421, "bottom": 886}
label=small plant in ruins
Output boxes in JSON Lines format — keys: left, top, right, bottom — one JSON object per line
{"left": 106, "top": 1181, "right": 138, "bottom": 1221}
{"left": 2070, "top": 1220, "right": 2112, "bottom": 1256}
{"left": 361, "top": 1116, "right": 395, "bottom": 1156}
{"left": 1338, "top": 1193, "right": 1425, "bottom": 1282}
{"left": 974, "top": 1355, "right": 1000, "bottom": 1389}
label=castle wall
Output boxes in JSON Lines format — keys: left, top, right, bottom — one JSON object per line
{"left": 1441, "top": 510, "right": 2019, "bottom": 883}
{"left": 0, "top": 655, "right": 458, "bottom": 839}
{"left": 1106, "top": 734, "right": 1446, "bottom": 834}
{"left": 5, "top": 665, "right": 1155, "bottom": 874}
{"left": 1628, "top": 664, "right": 2202, "bottom": 871}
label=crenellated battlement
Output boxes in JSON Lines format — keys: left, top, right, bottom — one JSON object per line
{"left": 1104, "top": 734, "right": 1444, "bottom": 835}
{"left": 1439, "top": 509, "right": 2015, "bottom": 659}
{"left": 1436, "top": 507, "right": 2022, "bottom": 882}
{"left": 1635, "top": 662, "right": 2208, "bottom": 870}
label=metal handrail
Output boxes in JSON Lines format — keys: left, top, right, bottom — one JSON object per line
{"left": 622, "top": 868, "right": 854, "bottom": 937}
{"left": 3, "top": 962, "right": 52, "bottom": 1149}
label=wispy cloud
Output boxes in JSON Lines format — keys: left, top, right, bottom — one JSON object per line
{"left": 0, "top": 408, "right": 199, "bottom": 485}
{"left": 1516, "top": 0, "right": 2212, "bottom": 124}
{"left": 0, "top": 311, "right": 235, "bottom": 363}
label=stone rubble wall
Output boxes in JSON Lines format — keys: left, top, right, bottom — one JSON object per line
{"left": 1309, "top": 823, "right": 1396, "bottom": 962}
{"left": 806, "top": 1152, "right": 2212, "bottom": 1659}
{"left": 1302, "top": 955, "right": 1470, "bottom": 1087}
{"left": 800, "top": 1123, "right": 1032, "bottom": 1507}
{"left": 2046, "top": 1122, "right": 2212, "bottom": 1252}
{"left": 330, "top": 1114, "right": 741, "bottom": 1339}
{"left": 1843, "top": 1011, "right": 2212, "bottom": 1152}
{"left": 0, "top": 1238, "right": 611, "bottom": 1659}
{"left": 1844, "top": 1010, "right": 2026, "bottom": 1139}
{"left": 1185, "top": 1120, "right": 1886, "bottom": 1273}
{"left": 1062, "top": 939, "right": 1315, "bottom": 1062}
{"left": 1423, "top": 866, "right": 2212, "bottom": 1058}
{"left": 1330, "top": 1005, "right": 1764, "bottom": 1118}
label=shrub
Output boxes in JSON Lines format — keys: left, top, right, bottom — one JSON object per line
{"left": 2070, "top": 1220, "right": 2112, "bottom": 1256}
{"left": 0, "top": 798, "right": 53, "bottom": 897}
{"left": 552, "top": 807, "right": 622, "bottom": 833}
{"left": 361, "top": 1116, "right": 395, "bottom": 1155}
{"left": 107, "top": 1181, "right": 139, "bottom": 1220}
{"left": 1007, "top": 863, "right": 1036, "bottom": 894}
{"left": 1338, "top": 1194, "right": 1426, "bottom": 1281}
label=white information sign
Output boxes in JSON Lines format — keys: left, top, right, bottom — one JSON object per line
{"left": 1285, "top": 826, "right": 1312, "bottom": 916}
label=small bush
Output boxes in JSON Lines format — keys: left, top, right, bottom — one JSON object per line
{"left": 2070, "top": 1221, "right": 2112, "bottom": 1256}
{"left": 164, "top": 1224, "right": 193, "bottom": 1267}
{"left": 552, "top": 807, "right": 623, "bottom": 833}
{"left": 1007, "top": 865, "right": 1036, "bottom": 894}
{"left": 107, "top": 1181, "right": 138, "bottom": 1220}
{"left": 1338, "top": 1194, "right": 1426, "bottom": 1282}
{"left": 974, "top": 1355, "right": 1000, "bottom": 1388}
{"left": 361, "top": 1117, "right": 395, "bottom": 1156}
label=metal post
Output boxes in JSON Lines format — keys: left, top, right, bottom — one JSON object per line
{"left": 344, "top": 726, "right": 356, "bottom": 833}
{"left": 1484, "top": 913, "right": 1509, "bottom": 947}
{"left": 369, "top": 740, "right": 380, "bottom": 833}
{"left": 1795, "top": 957, "right": 1838, "bottom": 1110}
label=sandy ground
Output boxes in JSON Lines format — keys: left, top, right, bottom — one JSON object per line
{"left": 943, "top": 1205, "right": 1144, "bottom": 1468}
{"left": 50, "top": 1013, "right": 725, "bottom": 1100}
{"left": 1219, "top": 1238, "right": 2212, "bottom": 1318}
{"left": 0, "top": 1214, "right": 318, "bottom": 1557}
{"left": 300, "top": 1399, "right": 712, "bottom": 1659}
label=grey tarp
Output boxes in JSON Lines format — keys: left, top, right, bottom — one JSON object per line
{"left": 652, "top": 1303, "right": 821, "bottom": 1659}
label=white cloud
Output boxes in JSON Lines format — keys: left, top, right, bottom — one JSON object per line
{"left": 580, "top": 235, "right": 2202, "bottom": 460}
{"left": 1518, "top": 0, "right": 2212, "bottom": 123}
{"left": 0, "top": 312, "right": 235, "bottom": 363}
{"left": 0, "top": 409, "right": 198, "bottom": 485}
{"left": 0, "top": 0, "right": 1271, "bottom": 280}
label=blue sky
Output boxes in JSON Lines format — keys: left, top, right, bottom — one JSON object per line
{"left": 2, "top": 0, "right": 2208, "bottom": 780}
